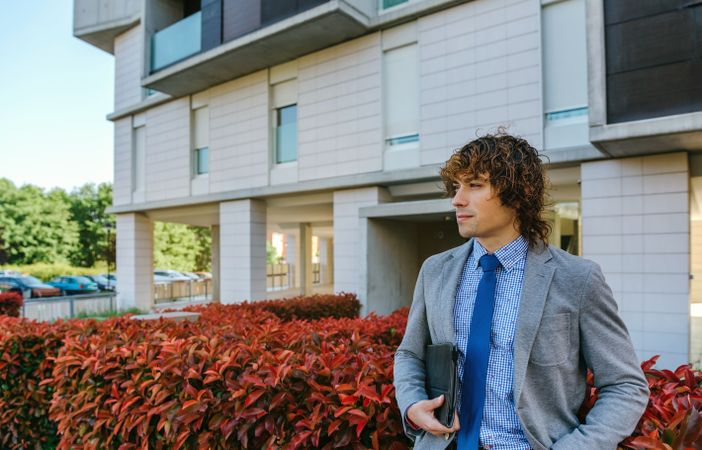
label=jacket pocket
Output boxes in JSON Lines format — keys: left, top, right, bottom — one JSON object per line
{"left": 531, "top": 313, "right": 571, "bottom": 366}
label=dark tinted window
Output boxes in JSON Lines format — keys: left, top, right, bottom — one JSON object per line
{"left": 605, "top": 1, "right": 702, "bottom": 122}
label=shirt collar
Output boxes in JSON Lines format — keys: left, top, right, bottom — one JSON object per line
{"left": 470, "top": 235, "right": 529, "bottom": 272}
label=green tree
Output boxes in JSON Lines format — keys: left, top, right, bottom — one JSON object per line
{"left": 0, "top": 178, "right": 79, "bottom": 265}
{"left": 153, "top": 222, "right": 211, "bottom": 272}
{"left": 66, "top": 182, "right": 115, "bottom": 267}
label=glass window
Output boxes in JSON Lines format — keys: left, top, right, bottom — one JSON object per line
{"left": 383, "top": 43, "right": 419, "bottom": 146}
{"left": 542, "top": 0, "right": 588, "bottom": 116}
{"left": 382, "top": 0, "right": 409, "bottom": 9}
{"left": 276, "top": 104, "right": 297, "bottom": 164}
{"left": 133, "top": 126, "right": 146, "bottom": 192}
{"left": 192, "top": 106, "right": 209, "bottom": 176}
{"left": 196, "top": 147, "right": 209, "bottom": 174}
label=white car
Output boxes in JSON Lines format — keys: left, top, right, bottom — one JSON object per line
{"left": 153, "top": 269, "right": 191, "bottom": 282}
{"left": 0, "top": 269, "right": 22, "bottom": 277}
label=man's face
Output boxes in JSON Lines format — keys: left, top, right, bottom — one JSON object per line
{"left": 451, "top": 173, "right": 519, "bottom": 243}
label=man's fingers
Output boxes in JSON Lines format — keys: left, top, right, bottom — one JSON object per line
{"left": 450, "top": 411, "right": 461, "bottom": 432}
{"left": 425, "top": 417, "right": 453, "bottom": 436}
{"left": 428, "top": 394, "right": 445, "bottom": 409}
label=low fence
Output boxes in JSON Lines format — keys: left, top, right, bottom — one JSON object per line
{"left": 154, "top": 279, "right": 212, "bottom": 304}
{"left": 22, "top": 292, "right": 116, "bottom": 322}
{"left": 267, "top": 264, "right": 292, "bottom": 291}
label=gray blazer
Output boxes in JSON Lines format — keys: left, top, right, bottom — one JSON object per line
{"left": 394, "top": 239, "right": 649, "bottom": 450}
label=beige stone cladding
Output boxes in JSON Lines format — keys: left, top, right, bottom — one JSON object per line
{"left": 208, "top": 70, "right": 269, "bottom": 193}
{"left": 112, "top": 117, "right": 132, "bottom": 206}
{"left": 418, "top": 0, "right": 542, "bottom": 166}
{"left": 297, "top": 33, "right": 383, "bottom": 181}
{"left": 116, "top": 213, "right": 154, "bottom": 311}
{"left": 144, "top": 98, "right": 191, "bottom": 202}
{"left": 114, "top": 24, "right": 143, "bottom": 111}
{"left": 581, "top": 153, "right": 690, "bottom": 369}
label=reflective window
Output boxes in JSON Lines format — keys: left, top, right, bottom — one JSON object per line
{"left": 276, "top": 104, "right": 297, "bottom": 164}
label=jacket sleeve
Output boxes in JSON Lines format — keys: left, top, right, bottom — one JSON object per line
{"left": 551, "top": 262, "right": 649, "bottom": 450}
{"left": 394, "top": 259, "right": 432, "bottom": 441}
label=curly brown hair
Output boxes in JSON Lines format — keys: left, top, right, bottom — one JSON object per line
{"left": 439, "top": 131, "right": 551, "bottom": 247}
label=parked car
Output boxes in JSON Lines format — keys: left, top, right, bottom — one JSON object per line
{"left": 180, "top": 271, "right": 201, "bottom": 280}
{"left": 193, "top": 271, "right": 212, "bottom": 279}
{"left": 0, "top": 276, "right": 61, "bottom": 298}
{"left": 154, "top": 274, "right": 172, "bottom": 283}
{"left": 83, "top": 274, "right": 115, "bottom": 292}
{"left": 103, "top": 274, "right": 116, "bottom": 284}
{"left": 47, "top": 276, "right": 99, "bottom": 295}
{"left": 0, "top": 269, "right": 23, "bottom": 277}
{"left": 153, "top": 270, "right": 191, "bottom": 282}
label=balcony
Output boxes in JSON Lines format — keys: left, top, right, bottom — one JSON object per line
{"left": 151, "top": 12, "right": 202, "bottom": 72}
{"left": 143, "top": 0, "right": 371, "bottom": 97}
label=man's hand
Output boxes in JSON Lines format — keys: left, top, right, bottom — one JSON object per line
{"left": 407, "top": 394, "right": 461, "bottom": 437}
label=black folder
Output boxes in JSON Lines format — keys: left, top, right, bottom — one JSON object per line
{"left": 425, "top": 342, "right": 459, "bottom": 428}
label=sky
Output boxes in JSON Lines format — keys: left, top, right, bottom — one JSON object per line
{"left": 0, "top": 1, "right": 115, "bottom": 192}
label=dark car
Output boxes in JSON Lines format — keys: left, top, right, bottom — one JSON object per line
{"left": 47, "top": 276, "right": 99, "bottom": 295}
{"left": 0, "top": 276, "right": 62, "bottom": 299}
{"left": 83, "top": 274, "right": 115, "bottom": 292}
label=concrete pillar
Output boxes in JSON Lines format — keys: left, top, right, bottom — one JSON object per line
{"left": 285, "top": 233, "right": 297, "bottom": 288}
{"left": 211, "top": 225, "right": 220, "bottom": 301}
{"left": 581, "top": 152, "right": 689, "bottom": 369}
{"left": 116, "top": 213, "right": 153, "bottom": 312}
{"left": 219, "top": 199, "right": 267, "bottom": 303}
{"left": 318, "top": 237, "right": 333, "bottom": 284}
{"left": 300, "top": 223, "right": 313, "bottom": 295}
{"left": 333, "top": 187, "right": 391, "bottom": 314}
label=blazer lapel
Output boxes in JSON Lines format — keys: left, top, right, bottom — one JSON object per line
{"left": 436, "top": 239, "right": 472, "bottom": 344}
{"left": 513, "top": 242, "right": 555, "bottom": 405}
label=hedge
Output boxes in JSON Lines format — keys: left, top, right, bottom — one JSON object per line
{"left": 0, "top": 292, "right": 23, "bottom": 317}
{"left": 580, "top": 356, "right": 702, "bottom": 449}
{"left": 182, "top": 292, "right": 362, "bottom": 322}
{"left": 46, "top": 307, "right": 409, "bottom": 449}
{"left": 0, "top": 317, "right": 66, "bottom": 449}
{"left": 0, "top": 292, "right": 700, "bottom": 449}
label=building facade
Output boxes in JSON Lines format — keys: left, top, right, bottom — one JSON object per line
{"left": 73, "top": 0, "right": 702, "bottom": 369}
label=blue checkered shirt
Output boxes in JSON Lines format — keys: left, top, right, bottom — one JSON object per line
{"left": 453, "top": 236, "right": 531, "bottom": 450}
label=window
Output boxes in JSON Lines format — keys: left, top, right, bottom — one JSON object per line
{"left": 276, "top": 104, "right": 297, "bottom": 164}
{"left": 383, "top": 43, "right": 419, "bottom": 148}
{"left": 133, "top": 125, "right": 146, "bottom": 192}
{"left": 271, "top": 76, "right": 298, "bottom": 165}
{"left": 381, "top": 0, "right": 409, "bottom": 10}
{"left": 196, "top": 148, "right": 209, "bottom": 174}
{"left": 542, "top": 0, "right": 588, "bottom": 119}
{"left": 192, "top": 106, "right": 209, "bottom": 175}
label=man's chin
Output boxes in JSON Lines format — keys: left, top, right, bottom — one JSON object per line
{"left": 456, "top": 227, "right": 476, "bottom": 239}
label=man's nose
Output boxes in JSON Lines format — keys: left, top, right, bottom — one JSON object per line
{"left": 452, "top": 186, "right": 467, "bottom": 207}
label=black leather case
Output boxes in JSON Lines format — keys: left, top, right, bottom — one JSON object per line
{"left": 425, "top": 343, "right": 458, "bottom": 428}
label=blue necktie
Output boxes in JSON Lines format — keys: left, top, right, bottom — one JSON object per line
{"left": 458, "top": 253, "right": 501, "bottom": 449}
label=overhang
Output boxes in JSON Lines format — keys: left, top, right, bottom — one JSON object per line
{"left": 74, "top": 15, "right": 140, "bottom": 54}
{"left": 590, "top": 112, "right": 702, "bottom": 157}
{"left": 142, "top": 1, "right": 371, "bottom": 97}
{"left": 359, "top": 199, "right": 453, "bottom": 221}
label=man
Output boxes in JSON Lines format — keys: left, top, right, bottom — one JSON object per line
{"left": 393, "top": 133, "right": 649, "bottom": 450}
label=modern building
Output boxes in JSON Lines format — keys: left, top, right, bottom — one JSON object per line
{"left": 73, "top": 0, "right": 702, "bottom": 369}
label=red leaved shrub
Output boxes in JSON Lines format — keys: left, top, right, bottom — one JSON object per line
{"left": 0, "top": 316, "right": 65, "bottom": 449}
{"left": 47, "top": 306, "right": 409, "bottom": 449}
{"left": 0, "top": 292, "right": 23, "bottom": 317}
{"left": 579, "top": 356, "right": 702, "bottom": 449}
{"left": 185, "top": 292, "right": 362, "bottom": 322}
